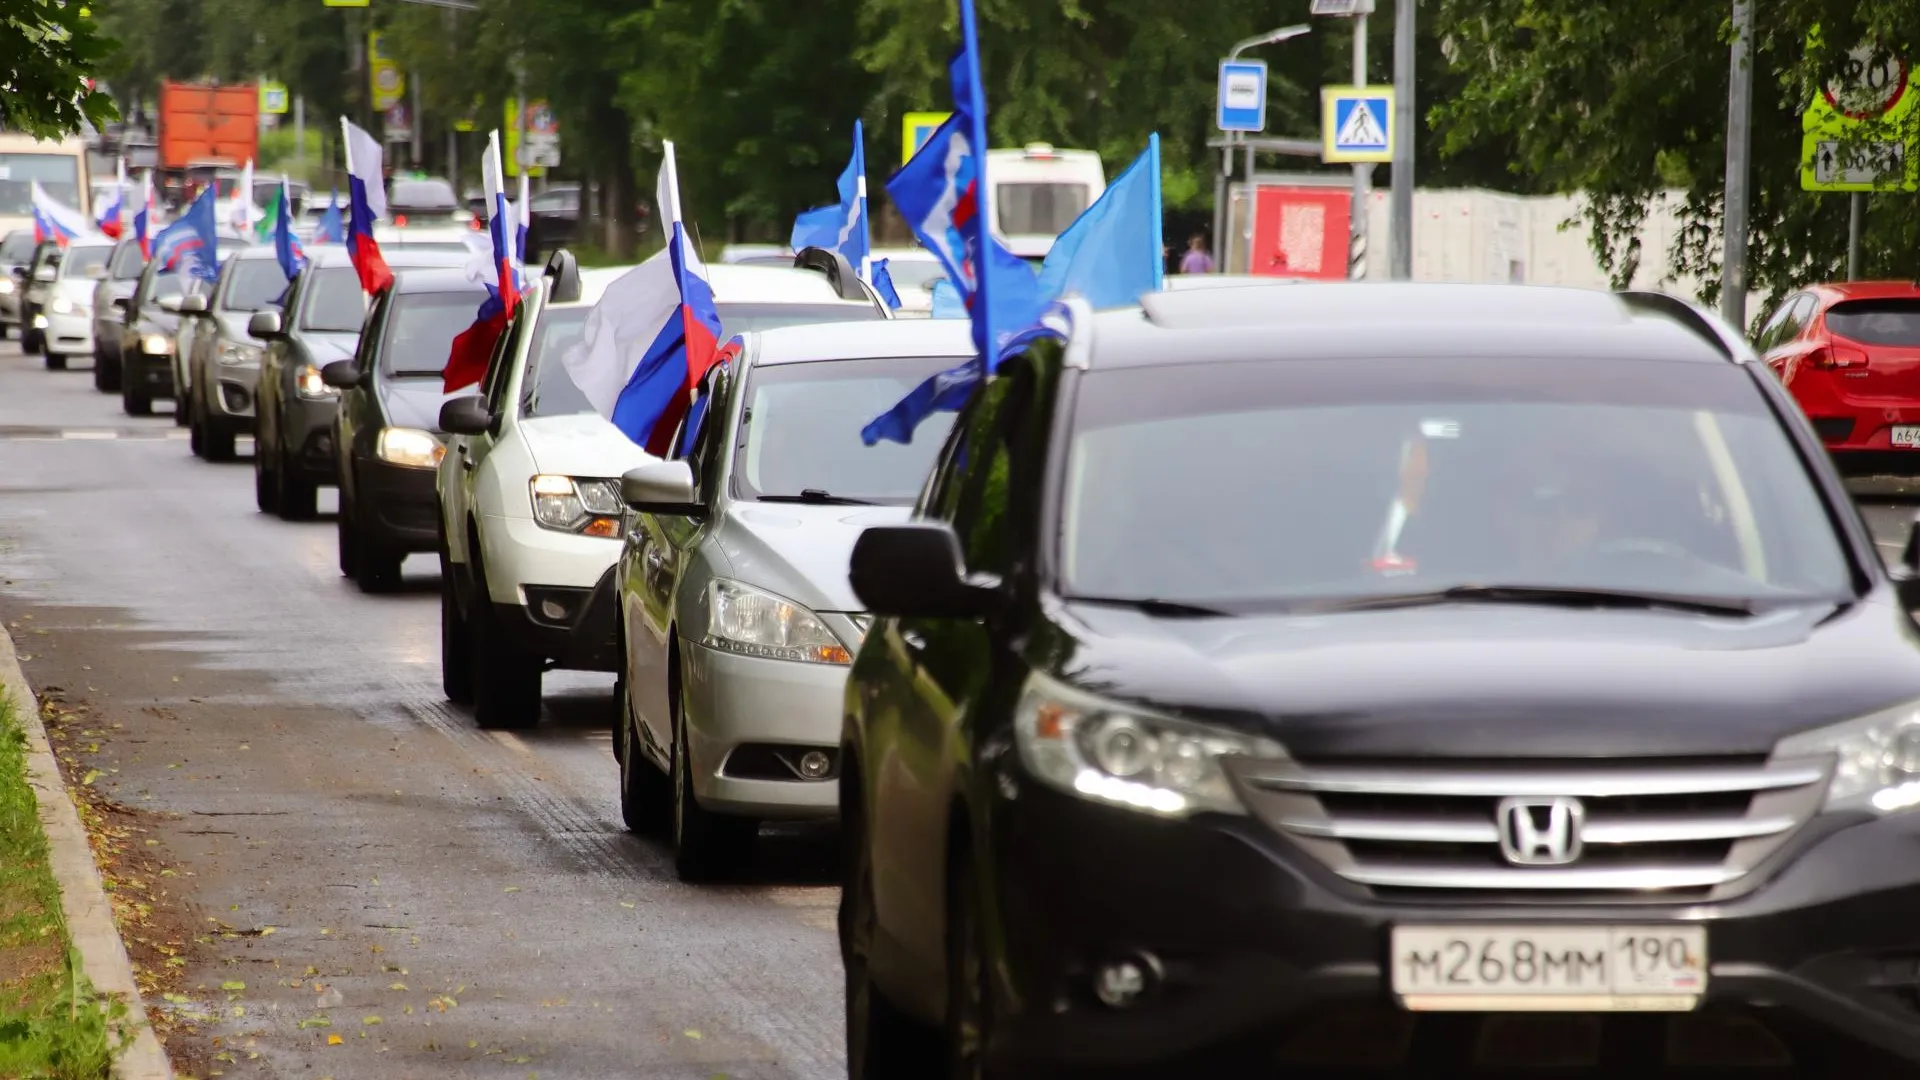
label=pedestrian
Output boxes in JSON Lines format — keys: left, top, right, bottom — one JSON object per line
{"left": 1179, "top": 233, "right": 1215, "bottom": 275}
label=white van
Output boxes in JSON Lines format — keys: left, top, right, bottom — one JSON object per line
{"left": 0, "top": 133, "right": 92, "bottom": 237}
{"left": 984, "top": 143, "right": 1105, "bottom": 261}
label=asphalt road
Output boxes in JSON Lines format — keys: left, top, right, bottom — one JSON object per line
{"left": 0, "top": 340, "right": 844, "bottom": 1080}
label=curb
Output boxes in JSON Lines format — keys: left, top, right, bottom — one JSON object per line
{"left": 0, "top": 625, "right": 174, "bottom": 1080}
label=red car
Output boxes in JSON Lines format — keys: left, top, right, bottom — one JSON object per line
{"left": 1759, "top": 281, "right": 1920, "bottom": 475}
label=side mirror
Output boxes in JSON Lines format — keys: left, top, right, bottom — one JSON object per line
{"left": 177, "top": 293, "right": 209, "bottom": 314}
{"left": 247, "top": 310, "right": 282, "bottom": 340}
{"left": 32, "top": 266, "right": 56, "bottom": 283}
{"left": 620, "top": 461, "right": 701, "bottom": 515}
{"left": 849, "top": 523, "right": 1003, "bottom": 618}
{"left": 110, "top": 296, "right": 130, "bottom": 313}
{"left": 1899, "top": 514, "right": 1920, "bottom": 609}
{"left": 544, "top": 248, "right": 581, "bottom": 303}
{"left": 438, "top": 395, "right": 494, "bottom": 436}
{"left": 320, "top": 360, "right": 363, "bottom": 389}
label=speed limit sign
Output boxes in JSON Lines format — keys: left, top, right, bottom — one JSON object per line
{"left": 1822, "top": 43, "right": 1909, "bottom": 119}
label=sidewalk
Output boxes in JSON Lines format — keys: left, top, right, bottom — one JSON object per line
{"left": 0, "top": 624, "right": 171, "bottom": 1080}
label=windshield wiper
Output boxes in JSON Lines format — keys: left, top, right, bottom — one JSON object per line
{"left": 1070, "top": 595, "right": 1234, "bottom": 618}
{"left": 756, "top": 489, "right": 876, "bottom": 506}
{"left": 1310, "top": 584, "right": 1759, "bottom": 617}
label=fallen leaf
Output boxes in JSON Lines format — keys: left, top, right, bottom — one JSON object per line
{"left": 259, "top": 926, "right": 276, "bottom": 936}
{"left": 296, "top": 1017, "right": 331, "bottom": 1030}
{"left": 230, "top": 1006, "right": 245, "bottom": 1018}
{"left": 685, "top": 1029, "right": 703, "bottom": 1040}
{"left": 389, "top": 982, "right": 407, "bottom": 991}
{"left": 327, "top": 1033, "right": 343, "bottom": 1046}
{"left": 363, "top": 1016, "right": 382, "bottom": 1026}
{"left": 504, "top": 886, "right": 520, "bottom": 893}
{"left": 221, "top": 980, "right": 245, "bottom": 991}
{"left": 81, "top": 769, "right": 101, "bottom": 785}
{"left": 619, "top": 901, "right": 635, "bottom": 909}
{"left": 505, "top": 1056, "right": 531, "bottom": 1065}
{"left": 162, "top": 993, "right": 189, "bottom": 1004}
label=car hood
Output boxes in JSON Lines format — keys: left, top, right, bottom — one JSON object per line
{"left": 718, "top": 503, "right": 917, "bottom": 613}
{"left": 518, "top": 413, "right": 655, "bottom": 479}
{"left": 380, "top": 377, "right": 467, "bottom": 431}
{"left": 291, "top": 331, "right": 358, "bottom": 364}
{"left": 213, "top": 311, "right": 255, "bottom": 342}
{"left": 140, "top": 310, "right": 179, "bottom": 335}
{"left": 53, "top": 279, "right": 96, "bottom": 305}
{"left": 1044, "top": 597, "right": 1920, "bottom": 758}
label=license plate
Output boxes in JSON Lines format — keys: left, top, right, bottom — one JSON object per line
{"left": 1893, "top": 426, "right": 1920, "bottom": 448}
{"left": 1391, "top": 925, "right": 1706, "bottom": 1012}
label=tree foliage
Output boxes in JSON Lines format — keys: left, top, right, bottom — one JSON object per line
{"left": 2, "top": 0, "right": 117, "bottom": 137}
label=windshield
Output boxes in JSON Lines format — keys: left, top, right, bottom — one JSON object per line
{"left": 882, "top": 260, "right": 946, "bottom": 290}
{"left": 221, "top": 259, "right": 290, "bottom": 312}
{"left": 382, "top": 290, "right": 484, "bottom": 377}
{"left": 996, "top": 181, "right": 1089, "bottom": 236}
{"left": 524, "top": 307, "right": 593, "bottom": 416}
{"left": 300, "top": 267, "right": 367, "bottom": 332}
{"left": 733, "top": 355, "right": 962, "bottom": 504}
{"left": 390, "top": 180, "right": 458, "bottom": 208}
{"left": 0, "top": 154, "right": 82, "bottom": 215}
{"left": 0, "top": 230, "right": 36, "bottom": 263}
{"left": 109, "top": 241, "right": 145, "bottom": 279}
{"left": 1061, "top": 356, "right": 1853, "bottom": 609}
{"left": 146, "top": 270, "right": 186, "bottom": 302}
{"left": 1828, "top": 299, "right": 1920, "bottom": 346}
{"left": 716, "top": 302, "right": 882, "bottom": 336}
{"left": 61, "top": 245, "right": 110, "bottom": 280}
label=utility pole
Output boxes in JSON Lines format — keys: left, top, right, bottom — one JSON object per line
{"left": 294, "top": 95, "right": 306, "bottom": 173}
{"left": 1721, "top": 0, "right": 1754, "bottom": 328}
{"left": 410, "top": 75, "right": 423, "bottom": 168}
{"left": 1389, "top": 0, "right": 1415, "bottom": 279}
{"left": 1350, "top": 9, "right": 1372, "bottom": 280}
{"left": 1847, "top": 193, "right": 1865, "bottom": 279}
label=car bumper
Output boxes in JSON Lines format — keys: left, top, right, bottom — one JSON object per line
{"left": 0, "top": 291, "right": 18, "bottom": 323}
{"left": 42, "top": 310, "right": 92, "bottom": 355}
{"left": 280, "top": 394, "right": 339, "bottom": 483}
{"left": 680, "top": 639, "right": 844, "bottom": 819}
{"left": 487, "top": 564, "right": 620, "bottom": 672}
{"left": 979, "top": 779, "right": 1920, "bottom": 1071}
{"left": 1803, "top": 410, "right": 1920, "bottom": 476}
{"left": 127, "top": 347, "right": 175, "bottom": 397}
{"left": 475, "top": 513, "right": 624, "bottom": 603}
{"left": 356, "top": 458, "right": 440, "bottom": 553}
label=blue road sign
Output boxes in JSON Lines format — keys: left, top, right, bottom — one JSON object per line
{"left": 1321, "top": 85, "right": 1395, "bottom": 163}
{"left": 1218, "top": 60, "right": 1269, "bottom": 133}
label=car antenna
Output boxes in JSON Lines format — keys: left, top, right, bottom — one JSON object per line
{"left": 687, "top": 220, "right": 708, "bottom": 263}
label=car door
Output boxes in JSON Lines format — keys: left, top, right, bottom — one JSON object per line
{"left": 451, "top": 308, "right": 526, "bottom": 568}
{"left": 339, "top": 291, "right": 392, "bottom": 499}
{"left": 258, "top": 270, "right": 303, "bottom": 453}
{"left": 866, "top": 355, "right": 1047, "bottom": 976}
{"left": 630, "top": 361, "right": 734, "bottom": 759}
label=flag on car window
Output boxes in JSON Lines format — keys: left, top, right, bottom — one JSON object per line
{"left": 272, "top": 179, "right": 308, "bottom": 283}
{"left": 151, "top": 187, "right": 219, "bottom": 283}
{"left": 315, "top": 189, "right": 346, "bottom": 245}
{"left": 341, "top": 119, "right": 394, "bottom": 294}
{"left": 133, "top": 172, "right": 156, "bottom": 259}
{"left": 444, "top": 130, "right": 527, "bottom": 394}
{"left": 790, "top": 119, "right": 872, "bottom": 282}
{"left": 560, "top": 140, "right": 724, "bottom": 456}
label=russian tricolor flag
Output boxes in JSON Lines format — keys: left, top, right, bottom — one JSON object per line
{"left": 31, "top": 182, "right": 88, "bottom": 247}
{"left": 96, "top": 160, "right": 126, "bottom": 239}
{"left": 561, "top": 140, "right": 723, "bottom": 457}
{"left": 444, "top": 130, "right": 524, "bottom": 393}
{"left": 341, "top": 118, "right": 394, "bottom": 295}
{"left": 133, "top": 172, "right": 155, "bottom": 259}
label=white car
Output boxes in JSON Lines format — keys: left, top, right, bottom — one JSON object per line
{"left": 870, "top": 247, "right": 944, "bottom": 315}
{"left": 434, "top": 255, "right": 891, "bottom": 729}
{"left": 38, "top": 237, "right": 112, "bottom": 370}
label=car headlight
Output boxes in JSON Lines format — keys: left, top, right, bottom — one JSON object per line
{"left": 0, "top": 278, "right": 15, "bottom": 295}
{"left": 295, "top": 363, "right": 334, "bottom": 399}
{"left": 529, "top": 474, "right": 624, "bottom": 538}
{"left": 1775, "top": 700, "right": 1920, "bottom": 813}
{"left": 375, "top": 426, "right": 444, "bottom": 469}
{"left": 705, "top": 578, "right": 851, "bottom": 665}
{"left": 49, "top": 297, "right": 74, "bottom": 315}
{"left": 142, "top": 332, "right": 173, "bottom": 355}
{"left": 1013, "top": 671, "right": 1283, "bottom": 818}
{"left": 218, "top": 341, "right": 262, "bottom": 367}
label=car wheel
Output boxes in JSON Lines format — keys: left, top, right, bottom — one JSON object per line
{"left": 254, "top": 439, "right": 281, "bottom": 515}
{"left": 188, "top": 410, "right": 205, "bottom": 458}
{"left": 337, "top": 495, "right": 360, "bottom": 579}
{"left": 438, "top": 548, "right": 474, "bottom": 705}
{"left": 121, "top": 369, "right": 152, "bottom": 416}
{"left": 278, "top": 467, "right": 317, "bottom": 521}
{"left": 203, "top": 421, "right": 235, "bottom": 462}
{"left": 470, "top": 593, "right": 541, "bottom": 730}
{"left": 843, "top": 783, "right": 943, "bottom": 1080}
{"left": 173, "top": 386, "right": 192, "bottom": 428}
{"left": 670, "top": 671, "right": 756, "bottom": 882}
{"left": 92, "top": 353, "right": 119, "bottom": 393}
{"left": 945, "top": 853, "right": 994, "bottom": 1080}
{"left": 44, "top": 352, "right": 65, "bottom": 371}
{"left": 353, "top": 499, "right": 403, "bottom": 594}
{"left": 617, "top": 672, "right": 669, "bottom": 834}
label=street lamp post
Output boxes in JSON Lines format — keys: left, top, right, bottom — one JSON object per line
{"left": 1217, "top": 24, "right": 1311, "bottom": 274}
{"left": 1721, "top": 0, "right": 1754, "bottom": 328}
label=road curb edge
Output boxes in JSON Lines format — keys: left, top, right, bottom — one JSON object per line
{"left": 0, "top": 623, "right": 174, "bottom": 1080}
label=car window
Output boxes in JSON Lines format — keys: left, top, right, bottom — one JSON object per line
{"left": 714, "top": 301, "right": 882, "bottom": 335}
{"left": 1058, "top": 356, "right": 1853, "bottom": 609}
{"left": 731, "top": 354, "right": 966, "bottom": 506}
{"left": 521, "top": 306, "right": 594, "bottom": 417}
{"left": 685, "top": 366, "right": 733, "bottom": 499}
{"left": 60, "top": 245, "right": 111, "bottom": 280}
{"left": 108, "top": 241, "right": 145, "bottom": 280}
{"left": 1754, "top": 295, "right": 1806, "bottom": 351}
{"left": 995, "top": 181, "right": 1090, "bottom": 236}
{"left": 880, "top": 260, "right": 946, "bottom": 290}
{"left": 1827, "top": 299, "right": 1920, "bottom": 347}
{"left": 220, "top": 259, "right": 291, "bottom": 312}
{"left": 381, "top": 290, "right": 485, "bottom": 377}
{"left": 0, "top": 230, "right": 35, "bottom": 263}
{"left": 483, "top": 308, "right": 528, "bottom": 416}
{"left": 300, "top": 267, "right": 368, "bottom": 331}
{"left": 937, "top": 359, "right": 1038, "bottom": 578}
{"left": 390, "top": 179, "right": 458, "bottom": 208}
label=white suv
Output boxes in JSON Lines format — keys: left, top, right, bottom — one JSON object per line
{"left": 435, "top": 252, "right": 890, "bottom": 729}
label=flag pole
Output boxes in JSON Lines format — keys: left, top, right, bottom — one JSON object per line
{"left": 957, "top": 0, "right": 994, "bottom": 366}
{"left": 1148, "top": 132, "right": 1165, "bottom": 291}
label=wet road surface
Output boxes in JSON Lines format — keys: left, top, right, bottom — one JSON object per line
{"left": 0, "top": 341, "right": 843, "bottom": 1080}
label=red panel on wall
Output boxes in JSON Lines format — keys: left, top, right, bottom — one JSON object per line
{"left": 1249, "top": 186, "right": 1351, "bottom": 279}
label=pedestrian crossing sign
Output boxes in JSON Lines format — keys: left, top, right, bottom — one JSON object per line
{"left": 1321, "top": 86, "right": 1394, "bottom": 163}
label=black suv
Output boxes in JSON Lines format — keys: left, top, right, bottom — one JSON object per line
{"left": 322, "top": 267, "right": 487, "bottom": 592}
{"left": 839, "top": 283, "right": 1920, "bottom": 1075}
{"left": 91, "top": 238, "right": 148, "bottom": 392}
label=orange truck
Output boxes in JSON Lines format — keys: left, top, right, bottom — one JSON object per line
{"left": 158, "top": 81, "right": 258, "bottom": 172}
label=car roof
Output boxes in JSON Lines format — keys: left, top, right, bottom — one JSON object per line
{"left": 748, "top": 318, "right": 975, "bottom": 366}
{"left": 1084, "top": 283, "right": 1737, "bottom": 371}
{"left": 547, "top": 262, "right": 874, "bottom": 312}
{"left": 1809, "top": 281, "right": 1920, "bottom": 302}
{"left": 553, "top": 266, "right": 643, "bottom": 308}
{"left": 392, "top": 267, "right": 488, "bottom": 294}
{"left": 302, "top": 244, "right": 471, "bottom": 270}
{"left": 226, "top": 244, "right": 285, "bottom": 261}
{"left": 870, "top": 247, "right": 938, "bottom": 263}
{"left": 1162, "top": 273, "right": 1299, "bottom": 290}
{"left": 65, "top": 237, "right": 114, "bottom": 252}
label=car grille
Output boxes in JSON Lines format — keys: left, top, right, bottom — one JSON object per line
{"left": 1224, "top": 754, "right": 1831, "bottom": 903}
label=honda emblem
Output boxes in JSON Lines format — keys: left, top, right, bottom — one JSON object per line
{"left": 1496, "top": 796, "right": 1585, "bottom": 866}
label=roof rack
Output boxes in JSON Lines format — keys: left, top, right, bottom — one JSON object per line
{"left": 544, "top": 248, "right": 581, "bottom": 304}
{"left": 792, "top": 246, "right": 870, "bottom": 302}
{"left": 1614, "top": 290, "right": 1742, "bottom": 361}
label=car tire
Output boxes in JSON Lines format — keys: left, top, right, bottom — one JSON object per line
{"left": 92, "top": 354, "right": 119, "bottom": 393}
{"left": 617, "top": 673, "right": 669, "bottom": 834}
{"left": 842, "top": 789, "right": 943, "bottom": 1079}
{"left": 254, "top": 439, "right": 281, "bottom": 515}
{"left": 438, "top": 548, "right": 474, "bottom": 705}
{"left": 278, "top": 466, "right": 317, "bottom": 521}
{"left": 337, "top": 496, "right": 360, "bottom": 579}
{"left": 353, "top": 498, "right": 403, "bottom": 594}
{"left": 470, "top": 595, "right": 541, "bottom": 730}
{"left": 670, "top": 671, "right": 756, "bottom": 882}
{"left": 944, "top": 853, "right": 996, "bottom": 1079}
{"left": 44, "top": 352, "right": 65, "bottom": 371}
{"left": 202, "top": 421, "right": 235, "bottom": 462}
{"left": 121, "top": 373, "right": 152, "bottom": 416}
{"left": 173, "top": 387, "right": 192, "bottom": 428}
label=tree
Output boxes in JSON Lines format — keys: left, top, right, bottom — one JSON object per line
{"left": 6, "top": 0, "right": 117, "bottom": 136}
{"left": 1430, "top": 0, "right": 1920, "bottom": 317}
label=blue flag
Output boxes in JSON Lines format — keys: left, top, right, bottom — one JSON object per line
{"left": 1033, "top": 134, "right": 1164, "bottom": 309}
{"left": 870, "top": 258, "right": 903, "bottom": 309}
{"left": 315, "top": 189, "right": 345, "bottom": 244}
{"left": 151, "top": 187, "right": 219, "bottom": 283}
{"left": 790, "top": 119, "right": 871, "bottom": 276}
{"left": 273, "top": 181, "right": 308, "bottom": 283}
{"left": 863, "top": 5, "right": 1057, "bottom": 446}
